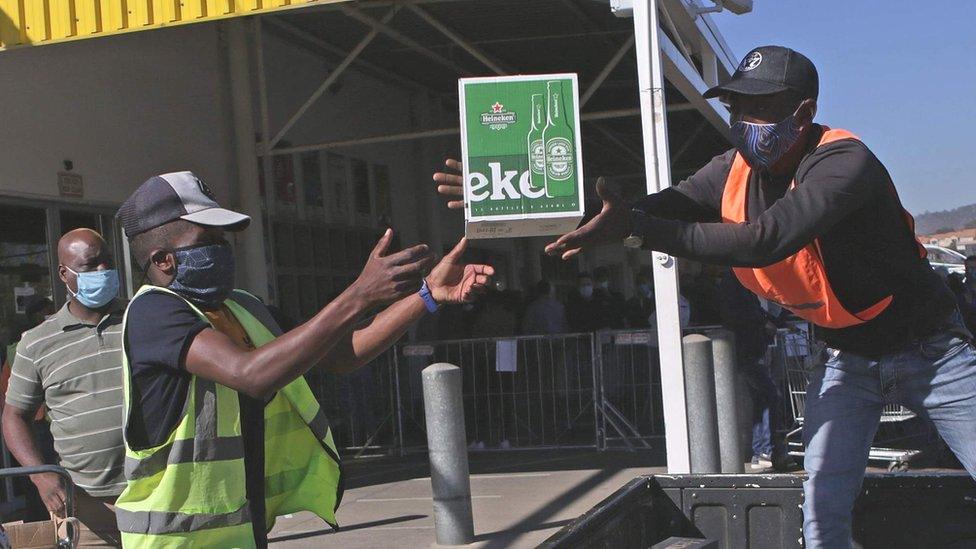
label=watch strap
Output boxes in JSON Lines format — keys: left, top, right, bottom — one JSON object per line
{"left": 419, "top": 279, "right": 439, "bottom": 313}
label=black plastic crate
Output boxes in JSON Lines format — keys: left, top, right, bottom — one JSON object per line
{"left": 541, "top": 473, "right": 976, "bottom": 549}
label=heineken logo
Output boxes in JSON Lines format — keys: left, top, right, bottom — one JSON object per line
{"left": 480, "top": 102, "right": 517, "bottom": 130}
{"left": 546, "top": 138, "right": 574, "bottom": 181}
{"left": 530, "top": 140, "right": 545, "bottom": 174}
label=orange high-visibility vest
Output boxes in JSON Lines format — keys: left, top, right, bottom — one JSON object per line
{"left": 720, "top": 128, "right": 925, "bottom": 329}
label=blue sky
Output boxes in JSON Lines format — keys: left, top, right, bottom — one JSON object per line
{"left": 712, "top": 1, "right": 976, "bottom": 214}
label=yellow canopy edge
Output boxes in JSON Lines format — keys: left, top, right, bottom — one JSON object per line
{"left": 0, "top": 0, "right": 343, "bottom": 51}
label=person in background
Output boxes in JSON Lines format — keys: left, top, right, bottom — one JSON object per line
{"left": 717, "top": 269, "right": 788, "bottom": 470}
{"left": 471, "top": 285, "right": 519, "bottom": 338}
{"left": 566, "top": 272, "right": 610, "bottom": 332}
{"left": 2, "top": 229, "right": 126, "bottom": 546}
{"left": 593, "top": 266, "right": 626, "bottom": 328}
{"left": 683, "top": 262, "right": 722, "bottom": 326}
{"left": 24, "top": 297, "right": 55, "bottom": 329}
{"left": 521, "top": 280, "right": 569, "bottom": 335}
{"left": 625, "top": 268, "right": 655, "bottom": 328}
{"left": 946, "top": 273, "right": 976, "bottom": 335}
{"left": 964, "top": 255, "right": 976, "bottom": 305}
{"left": 3, "top": 297, "right": 59, "bottom": 523}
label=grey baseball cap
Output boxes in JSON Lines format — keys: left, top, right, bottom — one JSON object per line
{"left": 118, "top": 171, "right": 250, "bottom": 238}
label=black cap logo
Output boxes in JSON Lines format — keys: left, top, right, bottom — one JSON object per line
{"left": 196, "top": 177, "right": 216, "bottom": 200}
{"left": 739, "top": 51, "right": 763, "bottom": 72}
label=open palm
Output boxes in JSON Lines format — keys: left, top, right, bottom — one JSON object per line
{"left": 427, "top": 237, "right": 495, "bottom": 304}
{"left": 432, "top": 159, "right": 631, "bottom": 261}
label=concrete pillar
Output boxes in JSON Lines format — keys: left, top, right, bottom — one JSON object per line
{"left": 225, "top": 19, "right": 270, "bottom": 300}
{"left": 422, "top": 363, "right": 475, "bottom": 545}
{"left": 683, "top": 334, "right": 720, "bottom": 473}
{"left": 711, "top": 329, "right": 744, "bottom": 473}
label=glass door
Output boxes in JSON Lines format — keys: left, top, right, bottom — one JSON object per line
{"left": 0, "top": 203, "right": 52, "bottom": 347}
{"left": 0, "top": 200, "right": 126, "bottom": 349}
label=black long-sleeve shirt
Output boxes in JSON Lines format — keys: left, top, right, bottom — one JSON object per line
{"left": 632, "top": 125, "right": 956, "bottom": 357}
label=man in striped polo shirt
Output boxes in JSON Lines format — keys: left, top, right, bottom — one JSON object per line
{"left": 2, "top": 228, "right": 125, "bottom": 547}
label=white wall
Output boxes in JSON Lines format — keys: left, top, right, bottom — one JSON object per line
{"left": 0, "top": 24, "right": 236, "bottom": 209}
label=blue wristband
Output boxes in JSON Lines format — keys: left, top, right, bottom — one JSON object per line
{"left": 419, "top": 279, "right": 439, "bottom": 313}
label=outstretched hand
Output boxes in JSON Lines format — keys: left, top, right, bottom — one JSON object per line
{"left": 353, "top": 229, "right": 435, "bottom": 308}
{"left": 433, "top": 159, "right": 631, "bottom": 261}
{"left": 544, "top": 177, "right": 633, "bottom": 260}
{"left": 427, "top": 237, "right": 494, "bottom": 304}
{"left": 432, "top": 158, "right": 465, "bottom": 211}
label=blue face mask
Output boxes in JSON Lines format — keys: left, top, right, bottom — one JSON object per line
{"left": 65, "top": 267, "right": 119, "bottom": 309}
{"left": 168, "top": 243, "right": 236, "bottom": 307}
{"left": 729, "top": 112, "right": 802, "bottom": 170}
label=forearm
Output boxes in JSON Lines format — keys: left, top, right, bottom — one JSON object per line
{"left": 238, "top": 287, "right": 369, "bottom": 396}
{"left": 325, "top": 294, "right": 427, "bottom": 374}
{"left": 1, "top": 406, "right": 45, "bottom": 468}
{"left": 636, "top": 214, "right": 791, "bottom": 267}
{"left": 633, "top": 187, "right": 720, "bottom": 223}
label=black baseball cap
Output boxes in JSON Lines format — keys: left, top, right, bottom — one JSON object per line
{"left": 118, "top": 171, "right": 250, "bottom": 239}
{"left": 704, "top": 45, "right": 819, "bottom": 100}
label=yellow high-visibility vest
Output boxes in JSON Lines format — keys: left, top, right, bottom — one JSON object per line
{"left": 115, "top": 285, "right": 342, "bottom": 548}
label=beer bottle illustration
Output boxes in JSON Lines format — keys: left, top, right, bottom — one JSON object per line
{"left": 526, "top": 94, "right": 547, "bottom": 191}
{"left": 542, "top": 80, "right": 575, "bottom": 197}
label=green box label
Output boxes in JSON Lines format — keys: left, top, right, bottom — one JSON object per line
{"left": 461, "top": 75, "right": 582, "bottom": 218}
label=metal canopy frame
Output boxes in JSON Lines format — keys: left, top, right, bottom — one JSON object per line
{"left": 246, "top": 0, "right": 735, "bottom": 473}
{"left": 255, "top": 0, "right": 732, "bottom": 159}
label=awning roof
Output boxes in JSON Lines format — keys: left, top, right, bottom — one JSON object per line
{"left": 0, "top": 0, "right": 342, "bottom": 50}
{"left": 263, "top": 0, "right": 733, "bottom": 183}
{"left": 1, "top": 0, "right": 734, "bottom": 187}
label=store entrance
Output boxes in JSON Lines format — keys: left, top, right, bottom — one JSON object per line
{"left": 0, "top": 200, "right": 125, "bottom": 353}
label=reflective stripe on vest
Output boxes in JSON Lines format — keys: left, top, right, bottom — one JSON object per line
{"left": 720, "top": 128, "right": 925, "bottom": 329}
{"left": 116, "top": 285, "right": 342, "bottom": 547}
{"left": 115, "top": 504, "right": 252, "bottom": 536}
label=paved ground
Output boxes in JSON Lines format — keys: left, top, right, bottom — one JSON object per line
{"left": 267, "top": 449, "right": 666, "bottom": 548}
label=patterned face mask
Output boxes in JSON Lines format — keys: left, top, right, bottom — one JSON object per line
{"left": 168, "top": 243, "right": 236, "bottom": 307}
{"left": 729, "top": 111, "right": 802, "bottom": 170}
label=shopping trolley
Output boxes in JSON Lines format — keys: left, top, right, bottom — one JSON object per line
{"left": 777, "top": 325, "right": 928, "bottom": 472}
{"left": 0, "top": 465, "right": 79, "bottom": 548}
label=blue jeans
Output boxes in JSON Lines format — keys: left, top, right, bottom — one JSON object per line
{"left": 802, "top": 314, "right": 976, "bottom": 548}
{"left": 741, "top": 359, "right": 779, "bottom": 457}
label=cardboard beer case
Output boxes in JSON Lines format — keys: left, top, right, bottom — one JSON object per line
{"left": 459, "top": 73, "right": 585, "bottom": 239}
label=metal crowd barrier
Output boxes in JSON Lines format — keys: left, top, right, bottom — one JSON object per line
{"left": 594, "top": 330, "right": 663, "bottom": 451}
{"left": 395, "top": 333, "right": 598, "bottom": 452}
{"left": 304, "top": 349, "right": 400, "bottom": 457}
{"left": 306, "top": 327, "right": 737, "bottom": 456}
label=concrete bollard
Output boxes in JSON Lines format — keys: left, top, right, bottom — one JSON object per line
{"left": 422, "top": 363, "right": 474, "bottom": 545}
{"left": 682, "top": 334, "right": 720, "bottom": 473}
{"left": 710, "top": 329, "right": 744, "bottom": 473}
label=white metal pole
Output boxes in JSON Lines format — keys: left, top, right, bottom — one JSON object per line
{"left": 226, "top": 19, "right": 270, "bottom": 301}
{"left": 633, "top": 0, "right": 691, "bottom": 473}
{"left": 255, "top": 17, "right": 280, "bottom": 303}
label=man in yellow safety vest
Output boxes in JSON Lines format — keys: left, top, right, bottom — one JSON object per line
{"left": 114, "top": 171, "right": 493, "bottom": 548}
